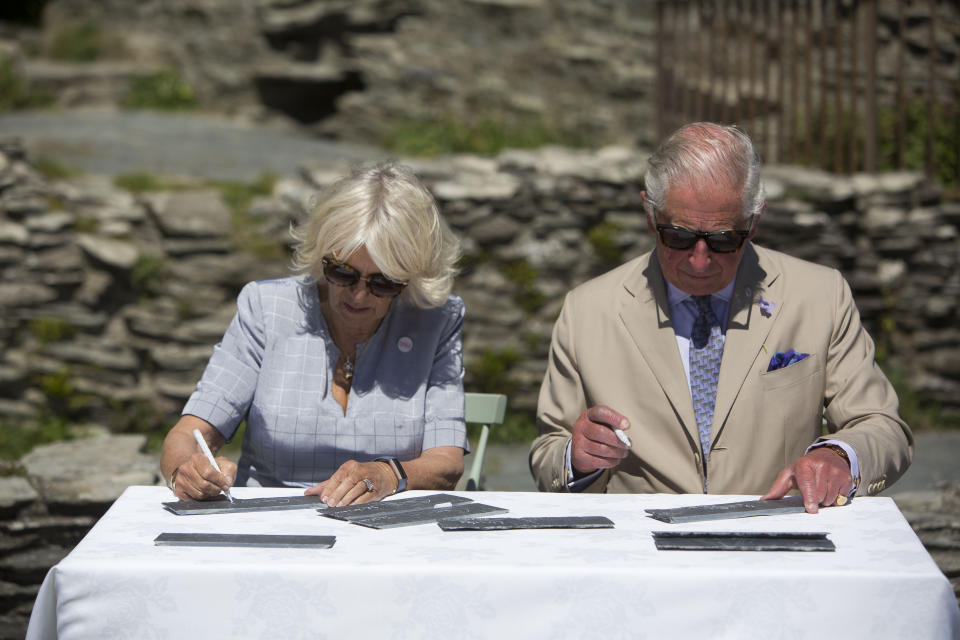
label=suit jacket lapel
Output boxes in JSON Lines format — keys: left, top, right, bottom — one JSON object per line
{"left": 619, "top": 252, "right": 699, "bottom": 442}
{"left": 712, "top": 243, "right": 781, "bottom": 444}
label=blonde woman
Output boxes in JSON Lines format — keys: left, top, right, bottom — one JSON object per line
{"left": 161, "top": 161, "right": 466, "bottom": 506}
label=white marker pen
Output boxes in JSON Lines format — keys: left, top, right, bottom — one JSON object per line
{"left": 613, "top": 428, "right": 632, "bottom": 447}
{"left": 192, "top": 429, "right": 234, "bottom": 502}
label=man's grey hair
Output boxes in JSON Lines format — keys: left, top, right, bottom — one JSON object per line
{"left": 290, "top": 160, "right": 460, "bottom": 308}
{"left": 643, "top": 122, "right": 765, "bottom": 224}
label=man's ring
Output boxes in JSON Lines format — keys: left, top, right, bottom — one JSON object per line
{"left": 835, "top": 493, "right": 848, "bottom": 506}
{"left": 362, "top": 479, "right": 374, "bottom": 492}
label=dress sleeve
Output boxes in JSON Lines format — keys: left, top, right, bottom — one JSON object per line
{"left": 421, "top": 296, "right": 468, "bottom": 451}
{"left": 181, "top": 281, "right": 266, "bottom": 441}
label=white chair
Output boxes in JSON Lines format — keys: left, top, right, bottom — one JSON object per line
{"left": 464, "top": 392, "right": 508, "bottom": 491}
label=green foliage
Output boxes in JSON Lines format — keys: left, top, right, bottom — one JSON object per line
{"left": 35, "top": 367, "right": 93, "bottom": 417}
{"left": 876, "top": 96, "right": 959, "bottom": 190}
{"left": 882, "top": 364, "right": 960, "bottom": 431}
{"left": 0, "top": 416, "right": 73, "bottom": 461}
{"left": 457, "top": 250, "right": 489, "bottom": 274}
{"left": 47, "top": 21, "right": 108, "bottom": 62}
{"left": 215, "top": 173, "right": 286, "bottom": 261}
{"left": 522, "top": 331, "right": 547, "bottom": 353}
{"left": 468, "top": 409, "right": 538, "bottom": 445}
{"left": 0, "top": 56, "right": 52, "bottom": 112}
{"left": 587, "top": 221, "right": 625, "bottom": 265}
{"left": 108, "top": 399, "right": 169, "bottom": 452}
{"left": 113, "top": 172, "right": 172, "bottom": 193}
{"left": 130, "top": 253, "right": 167, "bottom": 298}
{"left": 501, "top": 259, "right": 548, "bottom": 314}
{"left": 801, "top": 96, "right": 959, "bottom": 189}
{"left": 74, "top": 215, "right": 99, "bottom": 233}
{"left": 214, "top": 173, "right": 276, "bottom": 215}
{"left": 122, "top": 69, "right": 197, "bottom": 111}
{"left": 34, "top": 156, "right": 81, "bottom": 180}
{"left": 470, "top": 347, "right": 521, "bottom": 397}
{"left": 26, "top": 317, "right": 77, "bottom": 344}
{"left": 382, "top": 114, "right": 588, "bottom": 157}
{"left": 467, "top": 348, "right": 538, "bottom": 444}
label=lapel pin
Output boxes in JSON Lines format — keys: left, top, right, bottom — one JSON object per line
{"left": 758, "top": 298, "right": 776, "bottom": 317}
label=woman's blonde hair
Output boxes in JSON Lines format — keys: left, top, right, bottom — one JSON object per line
{"left": 290, "top": 161, "right": 460, "bottom": 308}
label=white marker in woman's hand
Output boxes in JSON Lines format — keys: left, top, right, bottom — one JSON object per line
{"left": 193, "top": 429, "right": 234, "bottom": 502}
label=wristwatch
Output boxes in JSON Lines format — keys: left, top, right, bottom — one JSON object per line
{"left": 375, "top": 457, "right": 407, "bottom": 494}
{"left": 820, "top": 443, "right": 860, "bottom": 492}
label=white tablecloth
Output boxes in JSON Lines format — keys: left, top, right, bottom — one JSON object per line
{"left": 26, "top": 487, "right": 960, "bottom": 640}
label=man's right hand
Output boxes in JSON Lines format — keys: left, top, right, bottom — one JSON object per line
{"left": 571, "top": 405, "right": 631, "bottom": 475}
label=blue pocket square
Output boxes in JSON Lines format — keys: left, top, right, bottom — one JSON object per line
{"left": 767, "top": 349, "right": 809, "bottom": 372}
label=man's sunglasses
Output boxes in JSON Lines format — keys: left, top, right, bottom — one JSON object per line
{"left": 655, "top": 224, "right": 750, "bottom": 254}
{"left": 321, "top": 257, "right": 407, "bottom": 298}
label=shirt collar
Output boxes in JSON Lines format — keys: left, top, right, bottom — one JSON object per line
{"left": 665, "top": 278, "right": 737, "bottom": 307}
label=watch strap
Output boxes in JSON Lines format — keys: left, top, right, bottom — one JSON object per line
{"left": 375, "top": 457, "right": 407, "bottom": 494}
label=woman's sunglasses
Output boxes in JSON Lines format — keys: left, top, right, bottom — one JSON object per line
{"left": 655, "top": 224, "right": 750, "bottom": 254}
{"left": 321, "top": 257, "right": 407, "bottom": 298}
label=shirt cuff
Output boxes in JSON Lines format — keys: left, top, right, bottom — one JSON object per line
{"left": 564, "top": 439, "right": 602, "bottom": 492}
{"left": 807, "top": 440, "right": 861, "bottom": 498}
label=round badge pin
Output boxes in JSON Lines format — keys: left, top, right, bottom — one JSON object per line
{"left": 397, "top": 336, "right": 413, "bottom": 352}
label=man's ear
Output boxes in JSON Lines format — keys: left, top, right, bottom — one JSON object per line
{"left": 747, "top": 202, "right": 765, "bottom": 240}
{"left": 642, "top": 191, "right": 657, "bottom": 237}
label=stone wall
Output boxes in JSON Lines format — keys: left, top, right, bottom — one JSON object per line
{"left": 0, "top": 432, "right": 160, "bottom": 637}
{"left": 0, "top": 139, "right": 959, "bottom": 432}
{"left": 5, "top": 1, "right": 959, "bottom": 155}
{"left": 0, "top": 135, "right": 958, "bottom": 633}
{"left": 6, "top": 0, "right": 658, "bottom": 147}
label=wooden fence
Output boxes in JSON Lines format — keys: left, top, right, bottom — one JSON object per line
{"left": 654, "top": 0, "right": 959, "bottom": 187}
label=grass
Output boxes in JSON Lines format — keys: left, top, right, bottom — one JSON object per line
{"left": 215, "top": 173, "right": 287, "bottom": 261}
{"left": 382, "top": 114, "right": 589, "bottom": 157}
{"left": 122, "top": 69, "right": 197, "bottom": 111}
{"left": 0, "top": 416, "right": 73, "bottom": 461}
{"left": 34, "top": 156, "right": 82, "bottom": 180}
{"left": 129, "top": 253, "right": 167, "bottom": 299}
{"left": 0, "top": 56, "right": 53, "bottom": 112}
{"left": 112, "top": 172, "right": 188, "bottom": 193}
{"left": 26, "top": 317, "right": 77, "bottom": 344}
{"left": 469, "top": 409, "right": 538, "bottom": 445}
{"left": 883, "top": 364, "right": 960, "bottom": 431}
{"left": 501, "top": 259, "right": 548, "bottom": 314}
{"left": 46, "top": 21, "right": 120, "bottom": 62}
{"left": 587, "top": 221, "right": 626, "bottom": 266}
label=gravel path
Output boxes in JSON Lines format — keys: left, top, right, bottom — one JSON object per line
{"left": 0, "top": 108, "right": 382, "bottom": 182}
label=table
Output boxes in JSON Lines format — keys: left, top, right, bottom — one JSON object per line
{"left": 26, "top": 487, "right": 960, "bottom": 640}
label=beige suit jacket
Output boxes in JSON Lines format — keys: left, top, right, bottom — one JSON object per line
{"left": 530, "top": 243, "right": 913, "bottom": 495}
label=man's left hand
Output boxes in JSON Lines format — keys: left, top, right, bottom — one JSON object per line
{"left": 761, "top": 447, "right": 854, "bottom": 513}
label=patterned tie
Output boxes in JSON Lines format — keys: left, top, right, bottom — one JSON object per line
{"left": 689, "top": 295, "right": 724, "bottom": 490}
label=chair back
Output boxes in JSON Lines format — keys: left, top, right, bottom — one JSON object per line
{"left": 464, "top": 392, "right": 507, "bottom": 491}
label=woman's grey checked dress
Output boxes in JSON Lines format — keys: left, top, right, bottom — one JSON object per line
{"left": 182, "top": 277, "right": 468, "bottom": 487}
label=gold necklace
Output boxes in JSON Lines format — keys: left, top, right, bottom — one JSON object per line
{"left": 342, "top": 354, "right": 354, "bottom": 382}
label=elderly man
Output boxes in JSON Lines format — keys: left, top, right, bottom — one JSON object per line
{"left": 530, "top": 122, "right": 912, "bottom": 512}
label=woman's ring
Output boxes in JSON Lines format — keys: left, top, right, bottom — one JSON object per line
{"left": 362, "top": 479, "right": 374, "bottom": 492}
{"left": 835, "top": 493, "right": 848, "bottom": 506}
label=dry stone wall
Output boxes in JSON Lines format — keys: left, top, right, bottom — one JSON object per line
{"left": 1, "top": 139, "right": 959, "bottom": 428}
{"left": 0, "top": 135, "right": 959, "bottom": 636}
